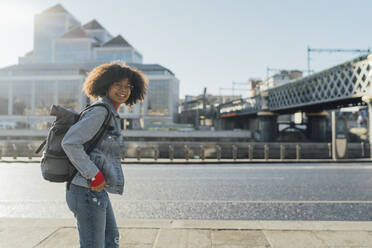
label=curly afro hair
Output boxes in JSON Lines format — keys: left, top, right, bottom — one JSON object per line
{"left": 83, "top": 61, "right": 148, "bottom": 106}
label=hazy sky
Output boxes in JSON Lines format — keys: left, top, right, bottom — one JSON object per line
{"left": 1, "top": 0, "right": 371, "bottom": 98}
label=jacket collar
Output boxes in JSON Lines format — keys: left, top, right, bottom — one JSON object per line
{"left": 97, "top": 96, "right": 120, "bottom": 118}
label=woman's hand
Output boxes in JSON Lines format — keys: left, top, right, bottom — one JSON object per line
{"left": 91, "top": 181, "right": 109, "bottom": 192}
{"left": 90, "top": 171, "right": 108, "bottom": 192}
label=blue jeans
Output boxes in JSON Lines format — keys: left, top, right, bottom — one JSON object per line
{"left": 66, "top": 184, "right": 120, "bottom": 248}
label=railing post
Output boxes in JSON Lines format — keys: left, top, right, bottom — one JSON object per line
{"left": 200, "top": 144, "right": 205, "bottom": 161}
{"left": 184, "top": 145, "right": 189, "bottom": 161}
{"left": 27, "top": 144, "right": 33, "bottom": 160}
{"left": 136, "top": 146, "right": 141, "bottom": 161}
{"left": 169, "top": 145, "right": 174, "bottom": 162}
{"left": 216, "top": 145, "right": 221, "bottom": 161}
{"left": 264, "top": 144, "right": 269, "bottom": 160}
{"left": 121, "top": 149, "right": 126, "bottom": 161}
{"left": 280, "top": 144, "right": 285, "bottom": 160}
{"left": 361, "top": 142, "right": 365, "bottom": 157}
{"left": 328, "top": 143, "right": 332, "bottom": 158}
{"left": 248, "top": 144, "right": 253, "bottom": 160}
{"left": 232, "top": 145, "right": 238, "bottom": 161}
{"left": 153, "top": 146, "right": 158, "bottom": 161}
{"left": 12, "top": 144, "right": 17, "bottom": 160}
{"left": 296, "top": 144, "right": 301, "bottom": 160}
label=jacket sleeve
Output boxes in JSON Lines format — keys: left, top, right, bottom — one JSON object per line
{"left": 61, "top": 106, "right": 108, "bottom": 180}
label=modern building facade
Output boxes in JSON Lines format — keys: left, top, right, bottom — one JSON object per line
{"left": 0, "top": 4, "right": 179, "bottom": 135}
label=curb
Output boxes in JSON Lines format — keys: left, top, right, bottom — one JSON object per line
{"left": 3, "top": 218, "right": 372, "bottom": 231}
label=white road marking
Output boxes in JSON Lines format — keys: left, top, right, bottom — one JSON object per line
{"left": 2, "top": 200, "right": 372, "bottom": 204}
{"left": 126, "top": 165, "right": 372, "bottom": 170}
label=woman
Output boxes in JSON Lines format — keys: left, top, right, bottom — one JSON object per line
{"left": 62, "top": 62, "right": 147, "bottom": 247}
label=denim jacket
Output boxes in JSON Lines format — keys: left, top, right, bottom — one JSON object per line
{"left": 62, "top": 96, "right": 125, "bottom": 195}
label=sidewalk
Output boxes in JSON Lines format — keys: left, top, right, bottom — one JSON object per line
{"left": 1, "top": 218, "right": 372, "bottom": 247}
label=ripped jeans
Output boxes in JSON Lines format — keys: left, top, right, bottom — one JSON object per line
{"left": 66, "top": 184, "right": 120, "bottom": 248}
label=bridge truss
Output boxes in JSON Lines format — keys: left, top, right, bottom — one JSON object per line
{"left": 218, "top": 55, "right": 372, "bottom": 117}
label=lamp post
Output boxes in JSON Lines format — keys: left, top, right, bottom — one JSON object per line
{"left": 362, "top": 95, "right": 372, "bottom": 159}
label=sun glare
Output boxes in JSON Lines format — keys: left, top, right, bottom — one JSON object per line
{"left": 0, "top": 2, "right": 35, "bottom": 24}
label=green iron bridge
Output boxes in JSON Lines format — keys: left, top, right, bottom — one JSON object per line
{"left": 217, "top": 54, "right": 372, "bottom": 141}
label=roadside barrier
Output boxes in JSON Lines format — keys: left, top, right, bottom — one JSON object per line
{"left": 136, "top": 146, "right": 141, "bottom": 161}
{"left": 280, "top": 144, "right": 285, "bottom": 160}
{"left": 0, "top": 142, "right": 370, "bottom": 162}
{"left": 184, "top": 145, "right": 190, "bottom": 161}
{"left": 122, "top": 149, "right": 126, "bottom": 160}
{"left": 232, "top": 145, "right": 238, "bottom": 161}
{"left": 296, "top": 144, "right": 301, "bottom": 160}
{"left": 328, "top": 143, "right": 332, "bottom": 158}
{"left": 27, "top": 144, "right": 33, "bottom": 160}
{"left": 264, "top": 144, "right": 269, "bottom": 161}
{"left": 248, "top": 144, "right": 253, "bottom": 160}
{"left": 169, "top": 145, "right": 174, "bottom": 161}
{"left": 216, "top": 145, "right": 221, "bottom": 161}
{"left": 12, "top": 144, "right": 17, "bottom": 160}
{"left": 200, "top": 145, "right": 205, "bottom": 161}
{"left": 153, "top": 146, "right": 158, "bottom": 161}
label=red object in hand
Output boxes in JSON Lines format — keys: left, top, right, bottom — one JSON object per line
{"left": 91, "top": 171, "right": 105, "bottom": 187}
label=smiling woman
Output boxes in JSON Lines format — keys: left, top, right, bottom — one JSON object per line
{"left": 108, "top": 79, "right": 133, "bottom": 106}
{"left": 83, "top": 61, "right": 148, "bottom": 106}
{"left": 63, "top": 61, "right": 147, "bottom": 247}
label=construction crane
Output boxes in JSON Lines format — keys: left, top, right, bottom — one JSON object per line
{"left": 219, "top": 87, "right": 247, "bottom": 97}
{"left": 232, "top": 81, "right": 250, "bottom": 97}
{"left": 218, "top": 81, "right": 250, "bottom": 98}
{"left": 307, "top": 46, "right": 371, "bottom": 75}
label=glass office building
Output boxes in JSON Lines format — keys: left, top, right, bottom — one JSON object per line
{"left": 0, "top": 4, "right": 179, "bottom": 135}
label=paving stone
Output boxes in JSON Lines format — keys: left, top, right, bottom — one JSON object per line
{"left": 212, "top": 244, "right": 271, "bottom": 248}
{"left": 35, "top": 227, "right": 79, "bottom": 248}
{"left": 263, "top": 230, "right": 326, "bottom": 248}
{"left": 120, "top": 228, "right": 159, "bottom": 244}
{"left": 123, "top": 245, "right": 153, "bottom": 248}
{"left": 0, "top": 226, "right": 58, "bottom": 248}
{"left": 5, "top": 218, "right": 372, "bottom": 248}
{"left": 154, "top": 229, "right": 211, "bottom": 248}
{"left": 172, "top": 220, "right": 262, "bottom": 230}
{"left": 314, "top": 231, "right": 372, "bottom": 247}
{"left": 213, "top": 245, "right": 269, "bottom": 248}
{"left": 211, "top": 230, "right": 270, "bottom": 247}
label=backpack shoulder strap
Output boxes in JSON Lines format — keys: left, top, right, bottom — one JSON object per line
{"left": 35, "top": 103, "right": 113, "bottom": 155}
{"left": 83, "top": 102, "right": 113, "bottom": 154}
{"left": 35, "top": 139, "right": 47, "bottom": 154}
{"left": 67, "top": 102, "right": 113, "bottom": 185}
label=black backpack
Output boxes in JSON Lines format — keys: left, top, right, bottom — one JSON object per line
{"left": 36, "top": 103, "right": 112, "bottom": 183}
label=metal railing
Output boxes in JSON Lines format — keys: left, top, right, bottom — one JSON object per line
{"left": 0, "top": 141, "right": 370, "bottom": 162}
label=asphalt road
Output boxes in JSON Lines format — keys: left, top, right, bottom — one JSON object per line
{"left": 1, "top": 162, "right": 372, "bottom": 221}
